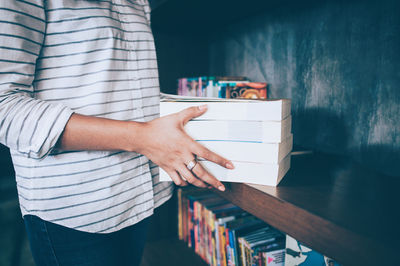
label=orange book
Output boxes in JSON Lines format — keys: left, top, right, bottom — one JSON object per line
{"left": 226, "top": 82, "right": 267, "bottom": 100}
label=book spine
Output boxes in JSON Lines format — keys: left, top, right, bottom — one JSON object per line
{"left": 182, "top": 78, "right": 188, "bottom": 96}
{"left": 239, "top": 238, "right": 247, "bottom": 266}
{"left": 245, "top": 240, "right": 251, "bottom": 266}
{"left": 198, "top": 77, "right": 202, "bottom": 97}
{"left": 178, "top": 188, "right": 183, "bottom": 240}
{"left": 225, "top": 226, "right": 230, "bottom": 266}
{"left": 197, "top": 201, "right": 202, "bottom": 256}
{"left": 233, "top": 231, "right": 241, "bottom": 266}
{"left": 226, "top": 228, "right": 234, "bottom": 266}
{"left": 198, "top": 202, "right": 203, "bottom": 256}
{"left": 214, "top": 219, "right": 220, "bottom": 266}
{"left": 200, "top": 204, "right": 205, "bottom": 260}
{"left": 207, "top": 210, "right": 213, "bottom": 265}
{"left": 194, "top": 201, "right": 199, "bottom": 253}
{"left": 200, "top": 203, "right": 207, "bottom": 261}
{"left": 206, "top": 209, "right": 212, "bottom": 264}
{"left": 219, "top": 225, "right": 227, "bottom": 266}
{"left": 262, "top": 252, "right": 266, "bottom": 266}
{"left": 188, "top": 198, "right": 195, "bottom": 248}
{"left": 258, "top": 250, "right": 263, "bottom": 266}
{"left": 183, "top": 197, "right": 188, "bottom": 243}
{"left": 251, "top": 246, "right": 262, "bottom": 266}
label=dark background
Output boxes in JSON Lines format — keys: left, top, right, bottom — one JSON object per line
{"left": 152, "top": 0, "right": 400, "bottom": 177}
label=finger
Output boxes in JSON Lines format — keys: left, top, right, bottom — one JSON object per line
{"left": 192, "top": 162, "right": 225, "bottom": 191}
{"left": 178, "top": 165, "right": 207, "bottom": 188}
{"left": 192, "top": 142, "right": 234, "bottom": 169}
{"left": 176, "top": 172, "right": 188, "bottom": 186}
{"left": 179, "top": 105, "right": 208, "bottom": 125}
{"left": 166, "top": 170, "right": 187, "bottom": 186}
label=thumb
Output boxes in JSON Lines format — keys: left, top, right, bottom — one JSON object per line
{"left": 179, "top": 105, "right": 208, "bottom": 124}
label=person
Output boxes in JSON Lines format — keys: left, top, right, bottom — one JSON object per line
{"left": 0, "top": 1, "right": 233, "bottom": 265}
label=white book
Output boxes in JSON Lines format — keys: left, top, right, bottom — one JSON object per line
{"left": 185, "top": 116, "right": 292, "bottom": 143}
{"left": 159, "top": 154, "right": 291, "bottom": 187}
{"left": 160, "top": 93, "right": 291, "bottom": 121}
{"left": 197, "top": 134, "right": 292, "bottom": 164}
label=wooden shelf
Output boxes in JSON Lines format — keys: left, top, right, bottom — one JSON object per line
{"left": 212, "top": 152, "right": 399, "bottom": 265}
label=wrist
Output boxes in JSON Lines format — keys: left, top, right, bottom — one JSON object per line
{"left": 125, "top": 120, "right": 149, "bottom": 153}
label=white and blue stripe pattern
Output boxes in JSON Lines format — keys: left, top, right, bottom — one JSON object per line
{"left": 0, "top": 0, "right": 173, "bottom": 233}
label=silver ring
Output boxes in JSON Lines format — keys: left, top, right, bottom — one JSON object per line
{"left": 186, "top": 159, "right": 197, "bottom": 171}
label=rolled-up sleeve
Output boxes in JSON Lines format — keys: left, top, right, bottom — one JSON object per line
{"left": 0, "top": 0, "right": 73, "bottom": 159}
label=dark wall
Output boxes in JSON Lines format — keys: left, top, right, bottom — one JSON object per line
{"left": 154, "top": 31, "right": 209, "bottom": 94}
{"left": 0, "top": 144, "right": 14, "bottom": 178}
{"left": 208, "top": 0, "right": 400, "bottom": 176}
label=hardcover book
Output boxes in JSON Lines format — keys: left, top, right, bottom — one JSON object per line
{"left": 160, "top": 93, "right": 291, "bottom": 122}
{"left": 185, "top": 116, "right": 292, "bottom": 144}
{"left": 160, "top": 154, "right": 291, "bottom": 186}
{"left": 196, "top": 134, "right": 293, "bottom": 164}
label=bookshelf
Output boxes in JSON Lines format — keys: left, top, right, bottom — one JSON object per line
{"left": 214, "top": 152, "right": 399, "bottom": 265}
{"left": 150, "top": 1, "right": 400, "bottom": 265}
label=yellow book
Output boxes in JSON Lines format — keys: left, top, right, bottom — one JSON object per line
{"left": 177, "top": 188, "right": 182, "bottom": 240}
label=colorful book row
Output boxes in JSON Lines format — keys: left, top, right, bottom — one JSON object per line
{"left": 177, "top": 76, "right": 267, "bottom": 100}
{"left": 177, "top": 187, "right": 341, "bottom": 266}
{"left": 178, "top": 187, "right": 285, "bottom": 266}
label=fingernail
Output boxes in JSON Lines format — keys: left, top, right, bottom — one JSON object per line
{"left": 198, "top": 104, "right": 208, "bottom": 111}
{"left": 226, "top": 162, "right": 235, "bottom": 169}
{"left": 218, "top": 185, "right": 225, "bottom": 191}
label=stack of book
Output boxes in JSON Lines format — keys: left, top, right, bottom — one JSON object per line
{"left": 177, "top": 188, "right": 286, "bottom": 266}
{"left": 159, "top": 93, "right": 292, "bottom": 186}
{"left": 177, "top": 76, "right": 267, "bottom": 100}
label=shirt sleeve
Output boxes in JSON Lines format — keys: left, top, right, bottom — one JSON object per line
{"left": 0, "top": 0, "right": 73, "bottom": 159}
{"left": 143, "top": 0, "right": 152, "bottom": 24}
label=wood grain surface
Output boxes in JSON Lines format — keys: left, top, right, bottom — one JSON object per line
{"left": 215, "top": 152, "right": 399, "bottom": 265}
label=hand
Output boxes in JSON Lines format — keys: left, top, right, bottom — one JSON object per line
{"left": 135, "top": 105, "right": 234, "bottom": 191}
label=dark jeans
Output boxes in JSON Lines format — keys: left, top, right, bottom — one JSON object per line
{"left": 24, "top": 215, "right": 149, "bottom": 266}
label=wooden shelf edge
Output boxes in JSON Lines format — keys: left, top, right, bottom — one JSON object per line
{"left": 214, "top": 183, "right": 394, "bottom": 266}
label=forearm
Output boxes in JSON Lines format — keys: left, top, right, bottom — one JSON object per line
{"left": 58, "top": 107, "right": 231, "bottom": 191}
{"left": 58, "top": 113, "right": 143, "bottom": 152}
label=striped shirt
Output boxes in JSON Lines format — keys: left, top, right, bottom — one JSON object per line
{"left": 0, "top": 0, "right": 174, "bottom": 233}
